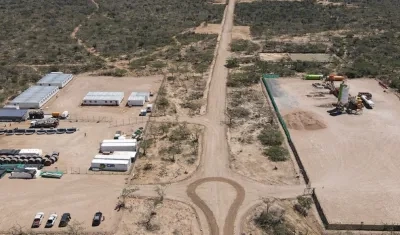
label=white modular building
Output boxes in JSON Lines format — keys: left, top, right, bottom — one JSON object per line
{"left": 113, "top": 151, "right": 137, "bottom": 162}
{"left": 94, "top": 154, "right": 132, "bottom": 161}
{"left": 37, "top": 72, "right": 74, "bottom": 88}
{"left": 9, "top": 86, "right": 59, "bottom": 109}
{"left": 130, "top": 92, "right": 150, "bottom": 101}
{"left": 100, "top": 142, "right": 136, "bottom": 152}
{"left": 91, "top": 159, "right": 131, "bottom": 171}
{"left": 127, "top": 95, "right": 145, "bottom": 107}
{"left": 82, "top": 92, "right": 124, "bottom": 106}
{"left": 102, "top": 139, "right": 137, "bottom": 144}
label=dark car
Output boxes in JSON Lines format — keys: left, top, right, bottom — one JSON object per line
{"left": 92, "top": 212, "right": 102, "bottom": 226}
{"left": 5, "top": 129, "right": 14, "bottom": 136}
{"left": 58, "top": 213, "right": 71, "bottom": 227}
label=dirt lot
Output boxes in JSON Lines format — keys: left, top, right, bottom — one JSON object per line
{"left": 273, "top": 78, "right": 400, "bottom": 224}
{"left": 0, "top": 174, "right": 126, "bottom": 233}
{"left": 0, "top": 122, "right": 144, "bottom": 171}
{"left": 44, "top": 74, "right": 162, "bottom": 121}
{"left": 0, "top": 74, "right": 164, "bottom": 232}
{"left": 132, "top": 122, "right": 203, "bottom": 184}
{"left": 195, "top": 23, "right": 251, "bottom": 40}
{"left": 241, "top": 198, "right": 322, "bottom": 234}
{"left": 228, "top": 84, "right": 299, "bottom": 185}
{"left": 116, "top": 198, "right": 201, "bottom": 235}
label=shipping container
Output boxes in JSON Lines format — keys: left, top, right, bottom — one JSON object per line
{"left": 91, "top": 159, "right": 130, "bottom": 171}
{"left": 127, "top": 96, "right": 145, "bottom": 107}
{"left": 9, "top": 168, "right": 37, "bottom": 179}
{"left": 304, "top": 74, "right": 324, "bottom": 80}
{"left": 94, "top": 154, "right": 132, "bottom": 161}
{"left": 19, "top": 149, "right": 43, "bottom": 156}
{"left": 100, "top": 142, "right": 136, "bottom": 152}
{"left": 113, "top": 151, "right": 137, "bottom": 162}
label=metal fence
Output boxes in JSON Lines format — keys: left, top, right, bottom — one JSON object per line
{"left": 66, "top": 115, "right": 148, "bottom": 128}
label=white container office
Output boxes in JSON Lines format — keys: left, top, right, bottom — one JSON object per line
{"left": 94, "top": 154, "right": 132, "bottom": 161}
{"left": 100, "top": 142, "right": 136, "bottom": 152}
{"left": 91, "top": 159, "right": 130, "bottom": 171}
{"left": 82, "top": 92, "right": 124, "bottom": 106}
{"left": 127, "top": 96, "right": 145, "bottom": 107}
{"left": 113, "top": 151, "right": 137, "bottom": 162}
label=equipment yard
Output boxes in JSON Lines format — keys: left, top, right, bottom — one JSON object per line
{"left": 0, "top": 74, "right": 161, "bottom": 233}
{"left": 272, "top": 78, "right": 400, "bottom": 225}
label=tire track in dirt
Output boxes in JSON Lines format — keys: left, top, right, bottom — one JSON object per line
{"left": 187, "top": 177, "right": 245, "bottom": 235}
{"left": 70, "top": 0, "right": 100, "bottom": 57}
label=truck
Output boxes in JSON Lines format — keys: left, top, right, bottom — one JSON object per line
{"left": 30, "top": 118, "right": 59, "bottom": 128}
{"left": 29, "top": 110, "right": 44, "bottom": 119}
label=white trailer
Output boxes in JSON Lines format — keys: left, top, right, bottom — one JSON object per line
{"left": 94, "top": 154, "right": 132, "bottom": 161}
{"left": 100, "top": 142, "right": 136, "bottom": 152}
{"left": 102, "top": 139, "right": 137, "bottom": 144}
{"left": 127, "top": 96, "right": 145, "bottom": 106}
{"left": 19, "top": 149, "right": 43, "bottom": 156}
{"left": 91, "top": 159, "right": 131, "bottom": 171}
{"left": 113, "top": 151, "right": 137, "bottom": 162}
{"left": 9, "top": 168, "right": 37, "bottom": 179}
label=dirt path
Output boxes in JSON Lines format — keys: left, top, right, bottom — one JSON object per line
{"left": 187, "top": 177, "right": 245, "bottom": 235}
{"left": 128, "top": 0, "right": 308, "bottom": 233}
{"left": 70, "top": 0, "right": 102, "bottom": 58}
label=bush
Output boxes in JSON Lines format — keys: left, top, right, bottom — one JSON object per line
{"left": 258, "top": 128, "right": 283, "bottom": 146}
{"left": 264, "top": 146, "right": 289, "bottom": 162}
{"left": 228, "top": 106, "right": 250, "bottom": 119}
{"left": 226, "top": 57, "right": 239, "bottom": 68}
{"left": 230, "top": 39, "right": 260, "bottom": 54}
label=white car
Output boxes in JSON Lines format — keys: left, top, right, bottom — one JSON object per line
{"left": 45, "top": 213, "right": 58, "bottom": 228}
{"left": 31, "top": 212, "right": 45, "bottom": 228}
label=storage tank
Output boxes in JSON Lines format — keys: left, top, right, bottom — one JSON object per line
{"left": 304, "top": 74, "right": 324, "bottom": 80}
{"left": 328, "top": 75, "right": 345, "bottom": 81}
{"left": 339, "top": 84, "right": 349, "bottom": 104}
{"left": 361, "top": 95, "right": 375, "bottom": 108}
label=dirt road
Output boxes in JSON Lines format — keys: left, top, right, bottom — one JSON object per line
{"left": 129, "top": 0, "right": 307, "bottom": 233}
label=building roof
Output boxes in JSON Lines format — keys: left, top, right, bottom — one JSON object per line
{"left": 37, "top": 72, "right": 73, "bottom": 84}
{"left": 129, "top": 92, "right": 149, "bottom": 98}
{"left": 93, "top": 155, "right": 132, "bottom": 160}
{"left": 10, "top": 86, "right": 59, "bottom": 104}
{"left": 0, "top": 109, "right": 28, "bottom": 117}
{"left": 91, "top": 159, "right": 129, "bottom": 164}
{"left": 83, "top": 92, "right": 124, "bottom": 101}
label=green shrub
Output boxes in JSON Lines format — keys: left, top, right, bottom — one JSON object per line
{"left": 230, "top": 39, "right": 260, "bottom": 54}
{"left": 258, "top": 128, "right": 283, "bottom": 146}
{"left": 264, "top": 146, "right": 289, "bottom": 162}
{"left": 225, "top": 58, "right": 239, "bottom": 68}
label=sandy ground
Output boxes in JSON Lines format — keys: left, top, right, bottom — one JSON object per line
{"left": 195, "top": 23, "right": 251, "bottom": 40}
{"left": 0, "top": 174, "right": 126, "bottom": 233}
{"left": 0, "top": 122, "right": 144, "bottom": 172}
{"left": 0, "top": 74, "right": 164, "bottom": 233}
{"left": 115, "top": 198, "right": 201, "bottom": 235}
{"left": 132, "top": 122, "right": 203, "bottom": 184}
{"left": 259, "top": 53, "right": 289, "bottom": 62}
{"left": 273, "top": 78, "right": 400, "bottom": 224}
{"left": 228, "top": 84, "right": 299, "bottom": 185}
{"left": 241, "top": 199, "right": 322, "bottom": 234}
{"left": 44, "top": 74, "right": 162, "bottom": 121}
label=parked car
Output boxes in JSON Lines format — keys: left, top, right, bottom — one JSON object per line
{"left": 31, "top": 212, "right": 45, "bottom": 228}
{"left": 92, "top": 212, "right": 103, "bottom": 226}
{"left": 45, "top": 213, "right": 58, "bottom": 228}
{"left": 58, "top": 213, "right": 71, "bottom": 227}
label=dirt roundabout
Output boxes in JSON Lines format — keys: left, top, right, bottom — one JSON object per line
{"left": 283, "top": 109, "right": 327, "bottom": 131}
{"left": 187, "top": 177, "right": 245, "bottom": 235}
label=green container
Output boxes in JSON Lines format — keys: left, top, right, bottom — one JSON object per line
{"left": 304, "top": 74, "right": 323, "bottom": 80}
